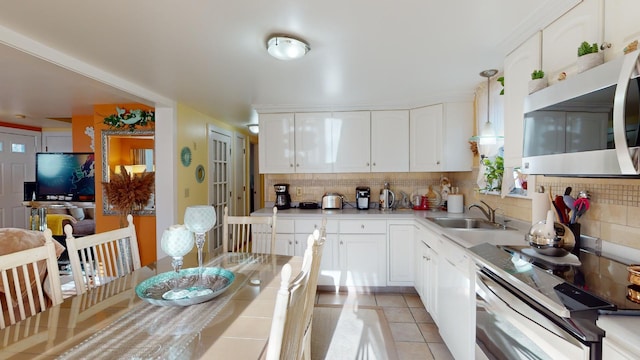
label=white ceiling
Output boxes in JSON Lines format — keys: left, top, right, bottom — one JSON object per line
{"left": 0, "top": 1, "right": 579, "bottom": 129}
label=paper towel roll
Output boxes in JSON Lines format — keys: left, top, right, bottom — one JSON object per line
{"left": 531, "top": 192, "right": 550, "bottom": 225}
{"left": 447, "top": 194, "right": 464, "bottom": 213}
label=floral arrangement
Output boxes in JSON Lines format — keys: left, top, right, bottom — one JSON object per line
{"left": 103, "top": 107, "right": 155, "bottom": 131}
{"left": 103, "top": 166, "right": 155, "bottom": 224}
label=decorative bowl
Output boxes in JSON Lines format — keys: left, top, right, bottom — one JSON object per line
{"left": 136, "top": 267, "right": 235, "bottom": 306}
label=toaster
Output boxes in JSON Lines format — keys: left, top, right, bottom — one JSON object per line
{"left": 322, "top": 193, "right": 343, "bottom": 209}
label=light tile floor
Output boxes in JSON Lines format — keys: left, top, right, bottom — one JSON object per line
{"left": 312, "top": 291, "right": 454, "bottom": 360}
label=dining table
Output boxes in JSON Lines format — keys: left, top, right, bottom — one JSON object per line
{"left": 0, "top": 249, "right": 302, "bottom": 359}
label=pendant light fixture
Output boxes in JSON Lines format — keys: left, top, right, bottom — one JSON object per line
{"left": 478, "top": 69, "right": 498, "bottom": 145}
{"left": 267, "top": 35, "right": 310, "bottom": 60}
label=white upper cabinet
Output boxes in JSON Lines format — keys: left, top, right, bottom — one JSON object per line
{"left": 542, "top": 0, "right": 604, "bottom": 83}
{"left": 503, "top": 32, "right": 542, "bottom": 169}
{"left": 332, "top": 111, "right": 371, "bottom": 173}
{"left": 410, "top": 104, "right": 442, "bottom": 172}
{"left": 258, "top": 113, "right": 295, "bottom": 174}
{"left": 371, "top": 110, "right": 410, "bottom": 172}
{"left": 604, "top": 0, "right": 640, "bottom": 61}
{"left": 410, "top": 102, "right": 472, "bottom": 172}
{"left": 441, "top": 102, "right": 473, "bottom": 171}
{"left": 294, "top": 112, "right": 333, "bottom": 173}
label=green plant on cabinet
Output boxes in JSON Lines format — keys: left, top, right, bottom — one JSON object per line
{"left": 531, "top": 70, "right": 545, "bottom": 80}
{"left": 577, "top": 41, "right": 599, "bottom": 57}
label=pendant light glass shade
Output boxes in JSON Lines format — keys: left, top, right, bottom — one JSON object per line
{"left": 267, "top": 36, "right": 310, "bottom": 60}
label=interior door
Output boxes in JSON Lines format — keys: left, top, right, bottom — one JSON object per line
{"left": 208, "top": 127, "right": 232, "bottom": 250}
{"left": 0, "top": 131, "right": 38, "bottom": 228}
{"left": 233, "top": 133, "right": 246, "bottom": 216}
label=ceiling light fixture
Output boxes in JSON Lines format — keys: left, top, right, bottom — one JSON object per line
{"left": 470, "top": 69, "right": 503, "bottom": 146}
{"left": 267, "top": 36, "right": 310, "bottom": 61}
{"left": 247, "top": 124, "right": 259, "bottom": 134}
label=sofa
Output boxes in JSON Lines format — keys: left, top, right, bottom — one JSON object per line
{"left": 48, "top": 207, "right": 96, "bottom": 237}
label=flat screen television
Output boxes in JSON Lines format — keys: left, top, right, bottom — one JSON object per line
{"left": 35, "top": 152, "right": 95, "bottom": 201}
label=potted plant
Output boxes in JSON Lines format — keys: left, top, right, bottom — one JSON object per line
{"left": 482, "top": 155, "right": 504, "bottom": 193}
{"left": 577, "top": 41, "right": 603, "bottom": 73}
{"left": 528, "top": 69, "right": 547, "bottom": 94}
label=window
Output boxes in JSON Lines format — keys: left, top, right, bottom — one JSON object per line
{"left": 11, "top": 143, "right": 25, "bottom": 153}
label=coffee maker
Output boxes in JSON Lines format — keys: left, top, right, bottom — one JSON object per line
{"left": 356, "top": 186, "right": 370, "bottom": 210}
{"left": 274, "top": 183, "right": 291, "bottom": 210}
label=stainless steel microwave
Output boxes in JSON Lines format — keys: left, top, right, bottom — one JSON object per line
{"left": 522, "top": 50, "right": 640, "bottom": 176}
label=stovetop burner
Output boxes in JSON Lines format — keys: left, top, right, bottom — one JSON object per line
{"left": 501, "top": 245, "right": 640, "bottom": 314}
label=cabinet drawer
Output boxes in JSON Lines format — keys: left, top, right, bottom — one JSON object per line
{"left": 295, "top": 219, "right": 338, "bottom": 234}
{"left": 340, "top": 220, "right": 386, "bottom": 234}
{"left": 277, "top": 219, "right": 295, "bottom": 233}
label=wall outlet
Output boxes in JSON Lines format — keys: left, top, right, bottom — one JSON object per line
{"left": 296, "top": 187, "right": 303, "bottom": 196}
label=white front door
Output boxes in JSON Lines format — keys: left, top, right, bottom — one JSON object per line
{"left": 0, "top": 130, "right": 38, "bottom": 228}
{"left": 208, "top": 127, "right": 232, "bottom": 250}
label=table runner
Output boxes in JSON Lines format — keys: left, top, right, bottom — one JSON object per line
{"left": 57, "top": 253, "right": 265, "bottom": 360}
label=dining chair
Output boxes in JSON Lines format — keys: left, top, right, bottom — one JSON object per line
{"left": 0, "top": 228, "right": 63, "bottom": 329}
{"left": 301, "top": 222, "right": 326, "bottom": 360}
{"left": 64, "top": 214, "right": 141, "bottom": 295}
{"left": 266, "top": 230, "right": 324, "bottom": 360}
{"left": 222, "top": 206, "right": 277, "bottom": 254}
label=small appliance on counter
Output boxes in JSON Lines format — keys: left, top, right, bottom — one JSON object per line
{"left": 356, "top": 186, "right": 370, "bottom": 210}
{"left": 379, "top": 183, "right": 395, "bottom": 210}
{"left": 322, "top": 193, "right": 343, "bottom": 210}
{"left": 299, "top": 201, "right": 319, "bottom": 210}
{"left": 274, "top": 183, "right": 291, "bottom": 210}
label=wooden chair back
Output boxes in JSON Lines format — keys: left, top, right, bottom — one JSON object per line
{"left": 222, "top": 206, "right": 277, "bottom": 253}
{"left": 0, "top": 229, "right": 62, "bottom": 329}
{"left": 301, "top": 221, "right": 326, "bottom": 359}
{"left": 64, "top": 214, "right": 141, "bottom": 295}
{"left": 266, "top": 238, "right": 314, "bottom": 360}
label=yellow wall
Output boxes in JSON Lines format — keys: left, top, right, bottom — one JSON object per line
{"left": 175, "top": 104, "right": 253, "bottom": 222}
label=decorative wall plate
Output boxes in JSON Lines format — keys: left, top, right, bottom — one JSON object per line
{"left": 180, "top": 146, "right": 192, "bottom": 167}
{"left": 195, "top": 165, "right": 205, "bottom": 183}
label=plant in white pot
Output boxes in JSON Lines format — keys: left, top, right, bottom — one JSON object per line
{"left": 577, "top": 41, "right": 603, "bottom": 73}
{"left": 528, "top": 69, "right": 547, "bottom": 94}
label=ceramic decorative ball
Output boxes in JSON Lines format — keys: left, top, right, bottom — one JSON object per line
{"left": 161, "top": 225, "right": 194, "bottom": 257}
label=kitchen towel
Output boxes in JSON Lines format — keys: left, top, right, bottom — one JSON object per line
{"left": 447, "top": 194, "right": 464, "bottom": 213}
{"left": 531, "top": 191, "right": 550, "bottom": 225}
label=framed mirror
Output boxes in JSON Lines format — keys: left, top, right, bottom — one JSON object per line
{"left": 101, "top": 129, "right": 155, "bottom": 215}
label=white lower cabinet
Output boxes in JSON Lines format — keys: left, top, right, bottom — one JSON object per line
{"left": 436, "top": 235, "right": 475, "bottom": 360}
{"left": 338, "top": 220, "right": 386, "bottom": 287}
{"left": 294, "top": 219, "right": 339, "bottom": 287}
{"left": 388, "top": 222, "right": 415, "bottom": 286}
{"left": 274, "top": 219, "right": 295, "bottom": 255}
{"left": 415, "top": 224, "right": 439, "bottom": 322}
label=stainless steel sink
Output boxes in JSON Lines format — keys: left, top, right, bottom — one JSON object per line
{"left": 426, "top": 217, "right": 516, "bottom": 230}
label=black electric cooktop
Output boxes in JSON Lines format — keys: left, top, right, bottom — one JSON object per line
{"left": 499, "top": 244, "right": 640, "bottom": 314}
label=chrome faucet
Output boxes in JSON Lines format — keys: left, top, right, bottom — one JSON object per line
{"left": 468, "top": 200, "right": 498, "bottom": 223}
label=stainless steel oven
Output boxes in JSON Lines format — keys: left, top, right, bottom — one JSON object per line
{"left": 476, "top": 269, "right": 593, "bottom": 360}
{"left": 470, "top": 243, "right": 616, "bottom": 360}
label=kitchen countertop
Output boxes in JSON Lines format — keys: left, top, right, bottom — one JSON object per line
{"left": 252, "top": 206, "right": 531, "bottom": 249}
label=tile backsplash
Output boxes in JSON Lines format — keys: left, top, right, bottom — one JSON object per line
{"left": 265, "top": 171, "right": 640, "bottom": 252}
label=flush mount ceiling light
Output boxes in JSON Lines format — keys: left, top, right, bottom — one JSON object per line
{"left": 267, "top": 36, "right": 310, "bottom": 60}
{"left": 247, "top": 124, "right": 259, "bottom": 134}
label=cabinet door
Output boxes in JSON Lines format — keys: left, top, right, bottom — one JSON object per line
{"left": 604, "top": 0, "right": 640, "bottom": 61}
{"left": 332, "top": 111, "right": 371, "bottom": 173}
{"left": 258, "top": 113, "right": 295, "bottom": 173}
{"left": 503, "top": 32, "right": 542, "bottom": 168}
{"left": 371, "top": 110, "right": 410, "bottom": 172}
{"left": 409, "top": 104, "right": 442, "bottom": 172}
{"left": 542, "top": 0, "right": 604, "bottom": 81}
{"left": 274, "top": 233, "right": 294, "bottom": 256}
{"left": 339, "top": 234, "right": 386, "bottom": 287}
{"left": 388, "top": 224, "right": 414, "bottom": 285}
{"left": 441, "top": 102, "right": 473, "bottom": 171}
{"left": 437, "top": 237, "right": 474, "bottom": 360}
{"left": 294, "top": 112, "right": 333, "bottom": 173}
